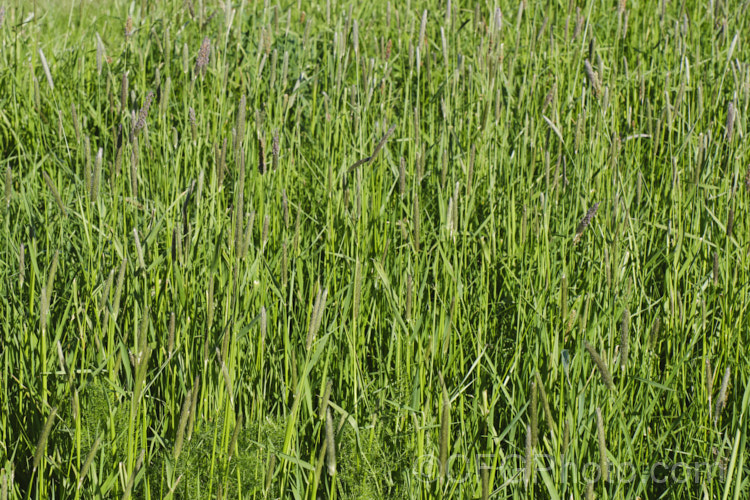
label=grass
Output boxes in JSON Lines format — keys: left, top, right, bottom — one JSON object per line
{"left": 1, "top": 0, "right": 749, "bottom": 498}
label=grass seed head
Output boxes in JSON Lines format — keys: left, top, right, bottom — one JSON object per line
{"left": 706, "top": 357, "right": 714, "bottom": 419}
{"left": 5, "top": 165, "right": 11, "bottom": 209}
{"left": 32, "top": 407, "right": 58, "bottom": 472}
{"left": 71, "top": 103, "right": 80, "bottom": 142}
{"left": 188, "top": 107, "right": 197, "bottom": 143}
{"left": 726, "top": 207, "right": 734, "bottom": 237}
{"left": 18, "top": 244, "right": 25, "bottom": 289}
{"left": 195, "top": 37, "right": 210, "bottom": 76}
{"left": 258, "top": 135, "right": 265, "bottom": 174}
{"left": 261, "top": 214, "right": 270, "bottom": 249}
{"left": 439, "top": 393, "right": 451, "bottom": 484}
{"left": 272, "top": 131, "right": 279, "bottom": 170}
{"left": 584, "top": 340, "right": 615, "bottom": 390}
{"left": 715, "top": 366, "right": 731, "bottom": 423}
{"left": 620, "top": 308, "right": 630, "bottom": 370}
{"left": 530, "top": 380, "right": 538, "bottom": 447}
{"left": 574, "top": 201, "right": 600, "bottom": 244}
{"left": 42, "top": 171, "right": 67, "bottom": 217}
{"left": 133, "top": 91, "right": 154, "bottom": 137}
{"left": 725, "top": 101, "right": 735, "bottom": 141}
{"left": 38, "top": 49, "right": 54, "bottom": 91}
{"left": 596, "top": 407, "right": 608, "bottom": 481}
{"left": 524, "top": 423, "right": 532, "bottom": 488}
{"left": 584, "top": 59, "right": 600, "bottom": 97}
{"left": 325, "top": 407, "right": 337, "bottom": 476}
{"left": 124, "top": 16, "right": 133, "bottom": 39}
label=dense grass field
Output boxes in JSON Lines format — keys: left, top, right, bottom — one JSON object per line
{"left": 1, "top": 0, "right": 750, "bottom": 498}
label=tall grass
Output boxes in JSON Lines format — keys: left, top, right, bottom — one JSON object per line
{"left": 1, "top": 0, "right": 749, "bottom": 498}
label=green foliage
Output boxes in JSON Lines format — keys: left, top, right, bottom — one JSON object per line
{"left": 0, "top": 0, "right": 749, "bottom": 498}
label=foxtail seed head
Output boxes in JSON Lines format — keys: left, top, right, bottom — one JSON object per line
{"left": 584, "top": 340, "right": 615, "bottom": 390}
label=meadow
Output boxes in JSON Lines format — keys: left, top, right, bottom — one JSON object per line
{"left": 1, "top": 0, "right": 750, "bottom": 498}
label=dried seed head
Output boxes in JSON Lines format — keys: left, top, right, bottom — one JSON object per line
{"left": 272, "top": 131, "right": 279, "bottom": 170}
{"left": 726, "top": 207, "right": 734, "bottom": 237}
{"left": 124, "top": 16, "right": 133, "bottom": 39}
{"left": 258, "top": 135, "right": 266, "bottom": 174}
{"left": 371, "top": 123, "right": 397, "bottom": 160}
{"left": 493, "top": 7, "right": 503, "bottom": 34}
{"left": 574, "top": 201, "right": 600, "bottom": 243}
{"left": 725, "top": 101, "right": 735, "bottom": 141}
{"left": 38, "top": 49, "right": 54, "bottom": 91}
{"left": 189, "top": 107, "right": 197, "bottom": 143}
{"left": 584, "top": 59, "right": 600, "bottom": 98}
{"left": 195, "top": 37, "right": 210, "bottom": 76}
{"left": 133, "top": 91, "right": 154, "bottom": 137}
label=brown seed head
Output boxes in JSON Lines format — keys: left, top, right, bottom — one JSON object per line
{"left": 133, "top": 91, "right": 154, "bottom": 136}
{"left": 125, "top": 16, "right": 133, "bottom": 39}
{"left": 574, "top": 201, "right": 600, "bottom": 243}
{"left": 196, "top": 37, "right": 210, "bottom": 75}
